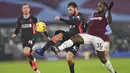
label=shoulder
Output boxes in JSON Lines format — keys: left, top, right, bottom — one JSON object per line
{"left": 31, "top": 15, "right": 37, "bottom": 20}
{"left": 91, "top": 12, "right": 97, "bottom": 17}
{"left": 31, "top": 15, "right": 38, "bottom": 23}
{"left": 101, "top": 12, "right": 106, "bottom": 16}
{"left": 76, "top": 13, "right": 83, "bottom": 20}
{"left": 17, "top": 16, "right": 23, "bottom": 22}
{"left": 17, "top": 16, "right": 23, "bottom": 20}
{"left": 78, "top": 13, "right": 83, "bottom": 16}
{"left": 69, "top": 15, "right": 72, "bottom": 19}
{"left": 77, "top": 13, "right": 83, "bottom": 18}
{"left": 93, "top": 12, "right": 98, "bottom": 15}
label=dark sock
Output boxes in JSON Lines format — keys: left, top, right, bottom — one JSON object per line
{"left": 27, "top": 55, "right": 37, "bottom": 71}
{"left": 29, "top": 60, "right": 37, "bottom": 71}
{"left": 42, "top": 40, "right": 56, "bottom": 52}
{"left": 68, "top": 61, "right": 75, "bottom": 73}
{"left": 28, "top": 54, "right": 34, "bottom": 61}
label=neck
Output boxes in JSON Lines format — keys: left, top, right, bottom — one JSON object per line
{"left": 76, "top": 11, "right": 79, "bottom": 15}
{"left": 75, "top": 11, "right": 79, "bottom": 16}
{"left": 98, "top": 11, "right": 104, "bottom": 14}
{"left": 23, "top": 13, "right": 30, "bottom": 18}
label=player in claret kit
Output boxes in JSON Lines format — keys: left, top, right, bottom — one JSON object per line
{"left": 52, "top": 1, "right": 117, "bottom": 73}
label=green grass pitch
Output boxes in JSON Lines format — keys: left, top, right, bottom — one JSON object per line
{"left": 0, "top": 58, "right": 130, "bottom": 73}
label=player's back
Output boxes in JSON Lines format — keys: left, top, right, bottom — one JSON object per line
{"left": 88, "top": 12, "right": 107, "bottom": 39}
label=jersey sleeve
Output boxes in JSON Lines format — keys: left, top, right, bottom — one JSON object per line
{"left": 59, "top": 14, "right": 83, "bottom": 25}
{"left": 33, "top": 17, "right": 38, "bottom": 23}
{"left": 87, "top": 12, "right": 95, "bottom": 25}
{"left": 14, "top": 18, "right": 21, "bottom": 35}
{"left": 105, "top": 25, "right": 112, "bottom": 35}
{"left": 43, "top": 31, "right": 49, "bottom": 38}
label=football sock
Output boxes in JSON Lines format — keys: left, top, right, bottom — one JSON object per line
{"left": 42, "top": 40, "right": 56, "bottom": 52}
{"left": 58, "top": 39, "right": 74, "bottom": 51}
{"left": 29, "top": 58, "right": 37, "bottom": 71}
{"left": 104, "top": 59, "right": 115, "bottom": 73}
{"left": 68, "top": 61, "right": 75, "bottom": 73}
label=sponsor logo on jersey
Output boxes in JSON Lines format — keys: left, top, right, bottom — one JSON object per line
{"left": 77, "top": 16, "right": 80, "bottom": 20}
{"left": 90, "top": 17, "right": 102, "bottom": 20}
{"left": 22, "top": 24, "right": 32, "bottom": 28}
{"left": 70, "top": 25, "right": 75, "bottom": 28}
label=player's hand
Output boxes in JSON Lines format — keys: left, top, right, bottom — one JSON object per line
{"left": 108, "top": 1, "right": 114, "bottom": 11}
{"left": 47, "top": 37, "right": 51, "bottom": 40}
{"left": 55, "top": 16, "right": 60, "bottom": 20}
{"left": 12, "top": 34, "right": 16, "bottom": 39}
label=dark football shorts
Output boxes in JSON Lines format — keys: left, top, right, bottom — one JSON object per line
{"left": 21, "top": 37, "right": 35, "bottom": 52}
{"left": 65, "top": 44, "right": 80, "bottom": 55}
{"left": 54, "top": 30, "right": 80, "bottom": 55}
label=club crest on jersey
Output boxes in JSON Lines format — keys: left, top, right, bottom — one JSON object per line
{"left": 29, "top": 19, "right": 32, "bottom": 22}
{"left": 28, "top": 40, "right": 33, "bottom": 44}
{"left": 91, "top": 17, "right": 102, "bottom": 20}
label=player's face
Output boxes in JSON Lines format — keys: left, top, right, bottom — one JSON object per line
{"left": 68, "top": 6, "right": 76, "bottom": 15}
{"left": 22, "top": 5, "right": 30, "bottom": 14}
{"left": 97, "top": 3, "right": 105, "bottom": 13}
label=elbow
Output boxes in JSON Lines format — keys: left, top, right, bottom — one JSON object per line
{"left": 108, "top": 22, "right": 112, "bottom": 24}
{"left": 108, "top": 19, "right": 112, "bottom": 24}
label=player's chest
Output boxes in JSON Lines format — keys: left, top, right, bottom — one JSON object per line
{"left": 91, "top": 16, "right": 104, "bottom": 21}
{"left": 70, "top": 16, "right": 80, "bottom": 28}
{"left": 20, "top": 18, "right": 34, "bottom": 28}
{"left": 71, "top": 15, "right": 80, "bottom": 20}
{"left": 91, "top": 13, "right": 105, "bottom": 21}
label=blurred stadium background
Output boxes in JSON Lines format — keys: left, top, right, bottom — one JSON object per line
{"left": 0, "top": 0, "right": 130, "bottom": 73}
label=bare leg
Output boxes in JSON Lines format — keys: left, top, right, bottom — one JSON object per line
{"left": 97, "top": 51, "right": 115, "bottom": 73}
{"left": 66, "top": 51, "right": 75, "bottom": 73}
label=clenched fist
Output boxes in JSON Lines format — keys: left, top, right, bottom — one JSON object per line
{"left": 55, "top": 16, "right": 60, "bottom": 20}
{"left": 12, "top": 34, "right": 16, "bottom": 39}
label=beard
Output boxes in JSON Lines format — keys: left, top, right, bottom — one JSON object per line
{"left": 70, "top": 10, "right": 76, "bottom": 16}
{"left": 98, "top": 10, "right": 105, "bottom": 14}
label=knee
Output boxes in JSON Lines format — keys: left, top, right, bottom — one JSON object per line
{"left": 98, "top": 55, "right": 107, "bottom": 64}
{"left": 66, "top": 52, "right": 74, "bottom": 62}
{"left": 70, "top": 35, "right": 84, "bottom": 44}
{"left": 24, "top": 47, "right": 31, "bottom": 56}
{"left": 97, "top": 51, "right": 107, "bottom": 64}
{"left": 52, "top": 33, "right": 63, "bottom": 41}
{"left": 70, "top": 36, "right": 75, "bottom": 42}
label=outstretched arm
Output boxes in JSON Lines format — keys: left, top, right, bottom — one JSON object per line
{"left": 43, "top": 31, "right": 50, "bottom": 40}
{"left": 107, "top": 1, "right": 114, "bottom": 24}
{"left": 107, "top": 11, "right": 112, "bottom": 24}
{"left": 59, "top": 18, "right": 80, "bottom": 25}
{"left": 55, "top": 15, "right": 82, "bottom": 25}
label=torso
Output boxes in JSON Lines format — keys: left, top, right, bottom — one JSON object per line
{"left": 69, "top": 13, "right": 85, "bottom": 35}
{"left": 18, "top": 15, "right": 37, "bottom": 40}
{"left": 87, "top": 12, "right": 108, "bottom": 39}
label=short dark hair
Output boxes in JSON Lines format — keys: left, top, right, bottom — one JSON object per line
{"left": 22, "top": 4, "right": 29, "bottom": 6}
{"left": 100, "top": 1, "right": 108, "bottom": 8}
{"left": 67, "top": 2, "right": 78, "bottom": 8}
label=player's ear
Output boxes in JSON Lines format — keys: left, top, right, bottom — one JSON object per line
{"left": 104, "top": 6, "right": 107, "bottom": 11}
{"left": 75, "top": 7, "right": 78, "bottom": 10}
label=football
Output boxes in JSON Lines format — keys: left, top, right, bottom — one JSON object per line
{"left": 36, "top": 22, "right": 47, "bottom": 32}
